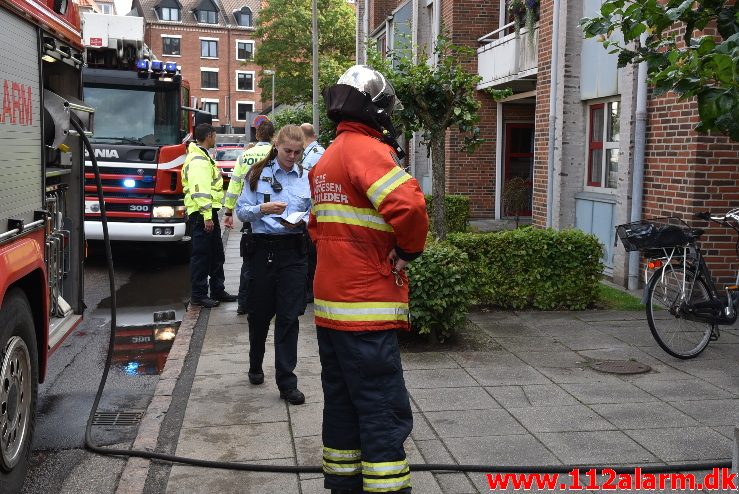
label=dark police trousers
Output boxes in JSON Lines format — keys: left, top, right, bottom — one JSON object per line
{"left": 238, "top": 223, "right": 253, "bottom": 307}
{"left": 245, "top": 235, "right": 307, "bottom": 390}
{"left": 317, "top": 327, "right": 413, "bottom": 493}
{"left": 189, "top": 211, "right": 226, "bottom": 301}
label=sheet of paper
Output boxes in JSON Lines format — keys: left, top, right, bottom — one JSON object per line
{"left": 269, "top": 210, "right": 308, "bottom": 225}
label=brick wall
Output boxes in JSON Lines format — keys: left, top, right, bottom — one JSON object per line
{"left": 442, "top": 0, "right": 500, "bottom": 217}
{"left": 532, "top": 0, "right": 553, "bottom": 227}
{"left": 370, "top": 0, "right": 397, "bottom": 32}
{"left": 146, "top": 24, "right": 263, "bottom": 131}
{"left": 643, "top": 91, "right": 739, "bottom": 285}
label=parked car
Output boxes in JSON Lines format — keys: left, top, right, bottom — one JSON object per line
{"left": 215, "top": 146, "right": 244, "bottom": 188}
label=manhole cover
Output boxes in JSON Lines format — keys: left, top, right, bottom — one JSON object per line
{"left": 92, "top": 411, "right": 145, "bottom": 426}
{"left": 589, "top": 360, "right": 651, "bottom": 375}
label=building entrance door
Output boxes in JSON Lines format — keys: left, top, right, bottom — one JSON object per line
{"left": 503, "top": 123, "right": 534, "bottom": 217}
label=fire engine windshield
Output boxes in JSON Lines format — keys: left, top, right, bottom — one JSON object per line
{"left": 84, "top": 85, "right": 180, "bottom": 146}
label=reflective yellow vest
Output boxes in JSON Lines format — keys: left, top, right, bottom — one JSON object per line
{"left": 182, "top": 142, "right": 224, "bottom": 221}
{"left": 224, "top": 143, "right": 272, "bottom": 210}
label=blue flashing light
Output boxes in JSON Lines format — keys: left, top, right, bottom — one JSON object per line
{"left": 136, "top": 59, "right": 149, "bottom": 71}
{"left": 123, "top": 179, "right": 136, "bottom": 188}
{"left": 151, "top": 60, "right": 163, "bottom": 72}
{"left": 165, "top": 62, "right": 177, "bottom": 74}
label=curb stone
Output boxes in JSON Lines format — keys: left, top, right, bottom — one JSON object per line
{"left": 114, "top": 305, "right": 201, "bottom": 494}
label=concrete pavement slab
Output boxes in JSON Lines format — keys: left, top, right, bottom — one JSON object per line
{"left": 485, "top": 384, "right": 580, "bottom": 408}
{"left": 166, "top": 459, "right": 300, "bottom": 494}
{"left": 404, "top": 368, "right": 479, "bottom": 388}
{"left": 507, "top": 404, "right": 615, "bottom": 432}
{"left": 669, "top": 399, "right": 739, "bottom": 426}
{"left": 590, "top": 402, "right": 701, "bottom": 429}
{"left": 535, "top": 430, "right": 658, "bottom": 465}
{"left": 444, "top": 434, "right": 561, "bottom": 466}
{"left": 402, "top": 351, "right": 461, "bottom": 370}
{"left": 624, "top": 427, "right": 733, "bottom": 462}
{"left": 194, "top": 351, "right": 248, "bottom": 376}
{"left": 631, "top": 379, "right": 734, "bottom": 401}
{"left": 536, "top": 366, "right": 626, "bottom": 384}
{"left": 561, "top": 380, "right": 658, "bottom": 404}
{"left": 465, "top": 363, "right": 551, "bottom": 386}
{"left": 174, "top": 422, "right": 294, "bottom": 462}
{"left": 410, "top": 386, "right": 500, "bottom": 412}
{"left": 493, "top": 336, "right": 566, "bottom": 353}
{"left": 425, "top": 408, "right": 526, "bottom": 438}
{"left": 514, "top": 350, "right": 592, "bottom": 369}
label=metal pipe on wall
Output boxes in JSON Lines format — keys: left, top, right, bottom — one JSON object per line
{"left": 545, "top": 0, "right": 561, "bottom": 228}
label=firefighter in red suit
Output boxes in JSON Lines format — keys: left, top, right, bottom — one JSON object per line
{"left": 308, "top": 65, "right": 429, "bottom": 494}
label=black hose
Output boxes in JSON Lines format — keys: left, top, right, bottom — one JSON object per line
{"left": 73, "top": 119, "right": 733, "bottom": 476}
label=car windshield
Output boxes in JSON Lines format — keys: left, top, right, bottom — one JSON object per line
{"left": 216, "top": 149, "right": 242, "bottom": 161}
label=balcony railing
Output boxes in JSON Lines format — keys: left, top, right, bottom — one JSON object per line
{"left": 477, "top": 22, "right": 538, "bottom": 89}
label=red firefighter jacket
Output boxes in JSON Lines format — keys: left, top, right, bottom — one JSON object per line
{"left": 308, "top": 121, "right": 429, "bottom": 331}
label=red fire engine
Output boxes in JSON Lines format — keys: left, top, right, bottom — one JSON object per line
{"left": 81, "top": 12, "right": 198, "bottom": 252}
{"left": 0, "top": 0, "right": 93, "bottom": 489}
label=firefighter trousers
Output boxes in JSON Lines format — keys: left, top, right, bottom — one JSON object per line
{"left": 317, "top": 326, "right": 413, "bottom": 493}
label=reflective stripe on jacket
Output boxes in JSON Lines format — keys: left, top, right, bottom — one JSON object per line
{"left": 224, "top": 143, "right": 272, "bottom": 210}
{"left": 307, "top": 121, "right": 429, "bottom": 331}
{"left": 182, "top": 142, "right": 223, "bottom": 221}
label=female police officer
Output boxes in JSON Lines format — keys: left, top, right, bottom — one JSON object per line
{"left": 235, "top": 125, "right": 310, "bottom": 405}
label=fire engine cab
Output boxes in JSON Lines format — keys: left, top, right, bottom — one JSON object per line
{"left": 0, "top": 0, "right": 92, "bottom": 489}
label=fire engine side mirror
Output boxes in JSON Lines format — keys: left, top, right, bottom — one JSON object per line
{"left": 194, "top": 110, "right": 212, "bottom": 127}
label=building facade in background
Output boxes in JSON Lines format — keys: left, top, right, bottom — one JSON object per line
{"left": 131, "top": 0, "right": 264, "bottom": 134}
{"left": 358, "top": 0, "right": 739, "bottom": 287}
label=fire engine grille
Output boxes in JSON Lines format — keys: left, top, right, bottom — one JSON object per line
{"left": 92, "top": 410, "right": 145, "bottom": 426}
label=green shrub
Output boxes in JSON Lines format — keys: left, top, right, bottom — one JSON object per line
{"left": 407, "top": 241, "right": 474, "bottom": 342}
{"left": 447, "top": 228, "right": 604, "bottom": 310}
{"left": 424, "top": 194, "right": 470, "bottom": 234}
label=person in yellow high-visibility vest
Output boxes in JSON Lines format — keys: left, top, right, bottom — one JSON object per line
{"left": 223, "top": 118, "right": 275, "bottom": 314}
{"left": 182, "top": 123, "right": 237, "bottom": 308}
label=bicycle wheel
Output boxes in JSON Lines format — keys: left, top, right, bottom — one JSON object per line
{"left": 646, "top": 265, "right": 714, "bottom": 359}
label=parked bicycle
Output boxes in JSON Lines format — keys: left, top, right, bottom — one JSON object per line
{"left": 616, "top": 209, "right": 739, "bottom": 359}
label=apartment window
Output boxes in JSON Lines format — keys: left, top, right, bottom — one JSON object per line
{"left": 100, "top": 3, "right": 112, "bottom": 14}
{"left": 236, "top": 41, "right": 253, "bottom": 61}
{"left": 236, "top": 72, "right": 254, "bottom": 91}
{"left": 162, "top": 37, "right": 181, "bottom": 55}
{"left": 202, "top": 100, "right": 219, "bottom": 119}
{"left": 236, "top": 102, "right": 254, "bottom": 121}
{"left": 201, "top": 39, "right": 218, "bottom": 58}
{"left": 201, "top": 69, "right": 219, "bottom": 89}
{"left": 235, "top": 6, "right": 252, "bottom": 26}
{"left": 197, "top": 9, "right": 217, "bottom": 23}
{"left": 158, "top": 6, "right": 180, "bottom": 21}
{"left": 587, "top": 100, "right": 620, "bottom": 189}
{"left": 375, "top": 32, "right": 387, "bottom": 58}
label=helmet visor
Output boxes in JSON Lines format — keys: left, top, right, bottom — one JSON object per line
{"left": 337, "top": 65, "right": 403, "bottom": 113}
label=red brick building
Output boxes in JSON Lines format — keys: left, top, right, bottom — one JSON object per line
{"left": 131, "top": 0, "right": 264, "bottom": 133}
{"left": 358, "top": 0, "right": 739, "bottom": 287}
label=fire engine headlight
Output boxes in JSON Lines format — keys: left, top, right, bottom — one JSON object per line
{"left": 154, "top": 326, "right": 177, "bottom": 341}
{"left": 153, "top": 206, "right": 175, "bottom": 218}
{"left": 123, "top": 179, "right": 136, "bottom": 188}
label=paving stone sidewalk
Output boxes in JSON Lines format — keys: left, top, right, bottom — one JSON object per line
{"left": 162, "top": 228, "right": 738, "bottom": 493}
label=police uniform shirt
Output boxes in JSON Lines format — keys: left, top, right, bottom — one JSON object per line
{"left": 235, "top": 160, "right": 311, "bottom": 235}
{"left": 301, "top": 140, "right": 325, "bottom": 171}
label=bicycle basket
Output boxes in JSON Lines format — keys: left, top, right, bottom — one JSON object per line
{"left": 615, "top": 217, "right": 692, "bottom": 252}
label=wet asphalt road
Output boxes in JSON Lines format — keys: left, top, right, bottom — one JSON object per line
{"left": 21, "top": 242, "right": 191, "bottom": 494}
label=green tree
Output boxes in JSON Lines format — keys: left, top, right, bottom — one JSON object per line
{"left": 273, "top": 102, "right": 336, "bottom": 147}
{"left": 254, "top": 0, "right": 355, "bottom": 106}
{"left": 581, "top": 0, "right": 739, "bottom": 140}
{"left": 369, "top": 36, "right": 485, "bottom": 240}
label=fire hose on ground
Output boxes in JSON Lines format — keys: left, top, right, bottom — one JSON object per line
{"left": 71, "top": 118, "right": 734, "bottom": 477}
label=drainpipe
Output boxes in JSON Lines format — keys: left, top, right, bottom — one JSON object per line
{"left": 628, "top": 36, "right": 649, "bottom": 290}
{"left": 362, "top": 0, "right": 369, "bottom": 63}
{"left": 495, "top": 101, "right": 503, "bottom": 219}
{"left": 545, "top": 0, "right": 561, "bottom": 228}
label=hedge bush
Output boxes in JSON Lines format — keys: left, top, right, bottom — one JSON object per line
{"left": 424, "top": 194, "right": 470, "bottom": 234}
{"left": 447, "top": 228, "right": 604, "bottom": 310}
{"left": 407, "top": 241, "right": 474, "bottom": 342}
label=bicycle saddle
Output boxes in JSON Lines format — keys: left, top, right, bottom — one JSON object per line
{"left": 689, "top": 228, "right": 705, "bottom": 240}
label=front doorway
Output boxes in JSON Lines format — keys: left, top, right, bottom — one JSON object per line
{"left": 503, "top": 123, "right": 534, "bottom": 217}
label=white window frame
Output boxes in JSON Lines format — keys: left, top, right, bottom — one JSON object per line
{"left": 99, "top": 3, "right": 112, "bottom": 14}
{"left": 235, "top": 40, "right": 255, "bottom": 61}
{"left": 201, "top": 97, "right": 219, "bottom": 121}
{"left": 235, "top": 70, "right": 255, "bottom": 92}
{"left": 199, "top": 37, "right": 219, "bottom": 59}
{"left": 200, "top": 67, "right": 219, "bottom": 90}
{"left": 235, "top": 101, "right": 255, "bottom": 121}
{"left": 584, "top": 97, "right": 621, "bottom": 193}
{"left": 161, "top": 35, "right": 181, "bottom": 56}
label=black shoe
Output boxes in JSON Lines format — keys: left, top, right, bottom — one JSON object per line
{"left": 212, "top": 291, "right": 237, "bottom": 302}
{"left": 279, "top": 388, "right": 305, "bottom": 405}
{"left": 248, "top": 371, "right": 264, "bottom": 385}
{"left": 236, "top": 305, "right": 247, "bottom": 315}
{"left": 190, "top": 297, "right": 220, "bottom": 308}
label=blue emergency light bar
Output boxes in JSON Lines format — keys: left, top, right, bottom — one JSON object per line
{"left": 136, "top": 59, "right": 149, "bottom": 71}
{"left": 165, "top": 62, "right": 177, "bottom": 74}
{"left": 151, "top": 61, "right": 163, "bottom": 72}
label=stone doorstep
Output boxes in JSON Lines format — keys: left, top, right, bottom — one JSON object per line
{"left": 115, "top": 306, "right": 201, "bottom": 494}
